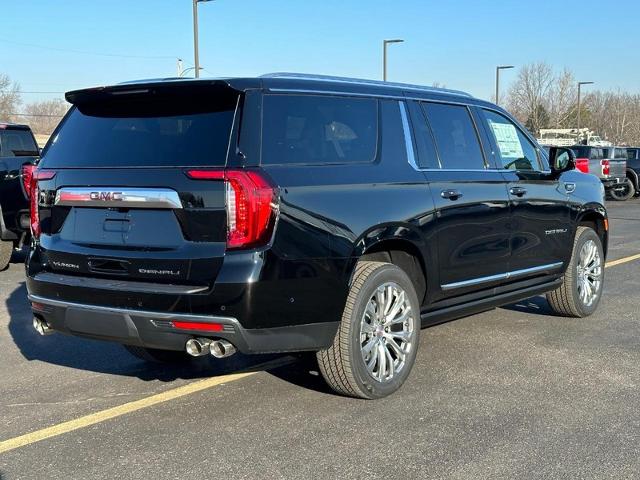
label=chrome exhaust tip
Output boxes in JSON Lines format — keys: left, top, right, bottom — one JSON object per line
{"left": 210, "top": 339, "right": 236, "bottom": 359}
{"left": 185, "top": 338, "right": 212, "bottom": 357}
{"left": 32, "top": 317, "right": 54, "bottom": 336}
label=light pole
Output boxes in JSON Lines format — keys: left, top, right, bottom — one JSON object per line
{"left": 383, "top": 39, "right": 404, "bottom": 81}
{"left": 193, "top": 0, "right": 214, "bottom": 78}
{"left": 577, "top": 81, "right": 594, "bottom": 130}
{"left": 495, "top": 65, "right": 514, "bottom": 106}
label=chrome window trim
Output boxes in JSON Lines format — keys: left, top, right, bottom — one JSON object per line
{"left": 398, "top": 101, "right": 419, "bottom": 170}
{"left": 54, "top": 187, "right": 183, "bottom": 209}
{"left": 441, "top": 262, "right": 564, "bottom": 291}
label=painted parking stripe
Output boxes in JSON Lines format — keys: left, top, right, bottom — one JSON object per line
{"left": 605, "top": 253, "right": 640, "bottom": 268}
{"left": 0, "top": 372, "right": 256, "bottom": 455}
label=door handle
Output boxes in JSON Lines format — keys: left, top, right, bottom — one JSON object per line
{"left": 509, "top": 186, "right": 527, "bottom": 197}
{"left": 441, "top": 189, "right": 463, "bottom": 200}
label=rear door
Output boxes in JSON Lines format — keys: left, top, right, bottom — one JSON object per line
{"left": 35, "top": 83, "right": 240, "bottom": 286}
{"left": 410, "top": 100, "right": 511, "bottom": 300}
{"left": 477, "top": 108, "right": 570, "bottom": 279}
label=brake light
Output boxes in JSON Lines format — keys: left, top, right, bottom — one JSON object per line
{"left": 575, "top": 158, "right": 589, "bottom": 173}
{"left": 29, "top": 169, "right": 56, "bottom": 238}
{"left": 601, "top": 159, "right": 610, "bottom": 176}
{"left": 22, "top": 164, "right": 36, "bottom": 199}
{"left": 185, "top": 168, "right": 277, "bottom": 249}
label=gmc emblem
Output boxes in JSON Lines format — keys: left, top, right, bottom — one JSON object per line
{"left": 90, "top": 191, "right": 123, "bottom": 202}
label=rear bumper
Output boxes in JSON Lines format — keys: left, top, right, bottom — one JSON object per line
{"left": 602, "top": 177, "right": 625, "bottom": 189}
{"left": 29, "top": 294, "right": 339, "bottom": 354}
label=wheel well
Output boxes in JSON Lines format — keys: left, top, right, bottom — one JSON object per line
{"left": 627, "top": 169, "right": 639, "bottom": 189}
{"left": 360, "top": 240, "right": 427, "bottom": 304}
{"left": 578, "top": 213, "right": 607, "bottom": 256}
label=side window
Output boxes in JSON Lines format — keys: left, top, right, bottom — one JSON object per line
{"left": 422, "top": 102, "right": 485, "bottom": 169}
{"left": 406, "top": 101, "right": 439, "bottom": 169}
{"left": 261, "top": 94, "right": 378, "bottom": 165}
{"left": 481, "top": 109, "right": 541, "bottom": 171}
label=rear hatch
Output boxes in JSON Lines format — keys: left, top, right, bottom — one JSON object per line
{"left": 34, "top": 81, "right": 240, "bottom": 286}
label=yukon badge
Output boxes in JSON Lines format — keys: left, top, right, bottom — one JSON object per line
{"left": 90, "top": 191, "right": 123, "bottom": 202}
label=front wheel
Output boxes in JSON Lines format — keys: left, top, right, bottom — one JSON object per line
{"left": 547, "top": 226, "right": 604, "bottom": 317}
{"left": 317, "top": 261, "right": 420, "bottom": 399}
{"left": 610, "top": 177, "right": 635, "bottom": 201}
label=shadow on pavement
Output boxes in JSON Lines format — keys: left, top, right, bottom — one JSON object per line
{"left": 6, "top": 280, "right": 332, "bottom": 394}
{"left": 501, "top": 295, "right": 553, "bottom": 316}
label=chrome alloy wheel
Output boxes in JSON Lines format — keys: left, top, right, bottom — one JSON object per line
{"left": 360, "top": 282, "right": 415, "bottom": 383}
{"left": 577, "top": 239, "right": 603, "bottom": 307}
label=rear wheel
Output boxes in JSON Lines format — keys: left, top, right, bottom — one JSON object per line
{"left": 0, "top": 240, "right": 12, "bottom": 271}
{"left": 610, "top": 177, "right": 635, "bottom": 201}
{"left": 123, "top": 345, "right": 191, "bottom": 364}
{"left": 317, "top": 261, "right": 420, "bottom": 399}
{"left": 547, "top": 226, "right": 604, "bottom": 317}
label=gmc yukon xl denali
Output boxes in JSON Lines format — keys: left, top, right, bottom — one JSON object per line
{"left": 26, "top": 74, "right": 607, "bottom": 399}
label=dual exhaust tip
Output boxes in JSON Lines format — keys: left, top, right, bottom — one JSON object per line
{"left": 185, "top": 338, "right": 236, "bottom": 359}
{"left": 33, "top": 317, "right": 54, "bottom": 336}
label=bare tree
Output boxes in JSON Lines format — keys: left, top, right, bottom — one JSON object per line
{"left": 0, "top": 73, "right": 21, "bottom": 121}
{"left": 505, "top": 62, "right": 555, "bottom": 136}
{"left": 22, "top": 99, "right": 69, "bottom": 135}
{"left": 547, "top": 68, "right": 577, "bottom": 128}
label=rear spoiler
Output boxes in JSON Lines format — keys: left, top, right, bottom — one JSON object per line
{"left": 65, "top": 78, "right": 256, "bottom": 106}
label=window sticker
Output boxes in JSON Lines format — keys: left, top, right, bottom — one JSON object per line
{"left": 488, "top": 120, "right": 523, "bottom": 159}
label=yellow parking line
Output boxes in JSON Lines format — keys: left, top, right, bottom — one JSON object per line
{"left": 605, "top": 253, "right": 640, "bottom": 268}
{"left": 0, "top": 371, "right": 255, "bottom": 455}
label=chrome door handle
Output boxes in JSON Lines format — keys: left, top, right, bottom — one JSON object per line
{"left": 509, "top": 186, "right": 527, "bottom": 197}
{"left": 441, "top": 189, "right": 463, "bottom": 200}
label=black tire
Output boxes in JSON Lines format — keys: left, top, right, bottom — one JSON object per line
{"left": 123, "top": 345, "right": 191, "bottom": 364}
{"left": 0, "top": 240, "right": 12, "bottom": 271}
{"left": 547, "top": 226, "right": 604, "bottom": 317}
{"left": 610, "top": 177, "right": 635, "bottom": 201}
{"left": 316, "top": 261, "right": 420, "bottom": 399}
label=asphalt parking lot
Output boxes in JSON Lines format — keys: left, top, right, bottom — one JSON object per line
{"left": 1, "top": 201, "right": 640, "bottom": 480}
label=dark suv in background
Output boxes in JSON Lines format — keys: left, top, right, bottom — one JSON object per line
{"left": 26, "top": 74, "right": 607, "bottom": 399}
{"left": 0, "top": 123, "right": 39, "bottom": 270}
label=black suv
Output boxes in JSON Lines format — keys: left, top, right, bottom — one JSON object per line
{"left": 26, "top": 74, "right": 607, "bottom": 399}
{"left": 0, "top": 122, "right": 39, "bottom": 270}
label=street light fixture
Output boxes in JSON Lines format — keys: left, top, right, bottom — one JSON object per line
{"left": 383, "top": 39, "right": 404, "bottom": 82}
{"left": 193, "top": 0, "right": 214, "bottom": 78}
{"left": 495, "top": 65, "right": 514, "bottom": 106}
{"left": 577, "top": 81, "right": 594, "bottom": 130}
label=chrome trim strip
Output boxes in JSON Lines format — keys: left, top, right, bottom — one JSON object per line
{"left": 54, "top": 187, "right": 182, "bottom": 209}
{"left": 398, "top": 101, "right": 419, "bottom": 171}
{"left": 28, "top": 294, "right": 239, "bottom": 325}
{"left": 267, "top": 88, "right": 402, "bottom": 100}
{"left": 441, "top": 262, "right": 564, "bottom": 291}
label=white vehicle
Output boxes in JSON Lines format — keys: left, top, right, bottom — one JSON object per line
{"left": 538, "top": 128, "right": 611, "bottom": 147}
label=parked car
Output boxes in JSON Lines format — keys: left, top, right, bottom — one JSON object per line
{"left": 26, "top": 74, "right": 607, "bottom": 399}
{"left": 626, "top": 147, "right": 640, "bottom": 197}
{"left": 570, "top": 145, "right": 628, "bottom": 199}
{"left": 0, "top": 122, "right": 39, "bottom": 270}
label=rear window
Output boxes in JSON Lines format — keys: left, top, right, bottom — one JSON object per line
{"left": 261, "top": 94, "right": 378, "bottom": 165}
{"left": 0, "top": 128, "right": 38, "bottom": 157}
{"left": 614, "top": 148, "right": 628, "bottom": 160}
{"left": 571, "top": 146, "right": 589, "bottom": 158}
{"left": 41, "top": 90, "right": 238, "bottom": 168}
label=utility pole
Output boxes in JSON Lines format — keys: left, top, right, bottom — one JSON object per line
{"left": 177, "top": 58, "right": 184, "bottom": 77}
{"left": 383, "top": 39, "right": 404, "bottom": 81}
{"left": 577, "top": 81, "right": 594, "bottom": 130}
{"left": 495, "top": 65, "right": 514, "bottom": 106}
{"left": 193, "top": 0, "right": 214, "bottom": 78}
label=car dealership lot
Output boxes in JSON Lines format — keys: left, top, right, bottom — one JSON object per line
{"left": 1, "top": 201, "right": 640, "bottom": 480}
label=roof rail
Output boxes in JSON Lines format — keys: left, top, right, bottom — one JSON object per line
{"left": 261, "top": 72, "right": 472, "bottom": 97}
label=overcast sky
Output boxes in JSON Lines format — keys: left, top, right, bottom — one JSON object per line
{"left": 2, "top": 0, "right": 639, "bottom": 105}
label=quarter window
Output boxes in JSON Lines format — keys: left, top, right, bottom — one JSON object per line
{"left": 262, "top": 95, "right": 377, "bottom": 165}
{"left": 421, "top": 103, "right": 485, "bottom": 170}
{"left": 481, "top": 109, "right": 540, "bottom": 171}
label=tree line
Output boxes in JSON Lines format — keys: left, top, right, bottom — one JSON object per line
{"left": 504, "top": 62, "right": 640, "bottom": 146}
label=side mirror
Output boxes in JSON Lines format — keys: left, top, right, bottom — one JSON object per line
{"left": 548, "top": 147, "right": 576, "bottom": 175}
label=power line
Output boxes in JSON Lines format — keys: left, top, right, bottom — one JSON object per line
{"left": 0, "top": 90, "right": 65, "bottom": 94}
{"left": 8, "top": 113, "right": 65, "bottom": 118}
{"left": 0, "top": 37, "right": 179, "bottom": 60}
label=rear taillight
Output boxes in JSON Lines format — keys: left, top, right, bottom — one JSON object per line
{"left": 601, "top": 159, "right": 610, "bottom": 176}
{"left": 29, "top": 169, "right": 56, "bottom": 239}
{"left": 22, "top": 164, "right": 36, "bottom": 199}
{"left": 185, "top": 168, "right": 277, "bottom": 249}
{"left": 575, "top": 158, "right": 589, "bottom": 173}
